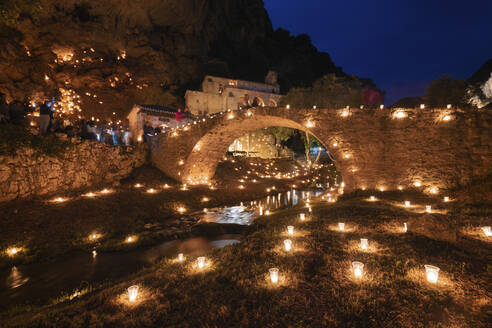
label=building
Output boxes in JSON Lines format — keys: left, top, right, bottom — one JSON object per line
{"left": 127, "top": 104, "right": 190, "bottom": 142}
{"left": 185, "top": 71, "right": 282, "bottom": 115}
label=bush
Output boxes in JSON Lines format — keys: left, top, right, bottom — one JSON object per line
{"left": 0, "top": 123, "right": 73, "bottom": 156}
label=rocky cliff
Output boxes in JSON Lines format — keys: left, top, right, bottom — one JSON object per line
{"left": 0, "top": 0, "right": 342, "bottom": 122}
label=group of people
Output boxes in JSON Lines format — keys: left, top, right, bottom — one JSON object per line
{"left": 1, "top": 92, "right": 133, "bottom": 146}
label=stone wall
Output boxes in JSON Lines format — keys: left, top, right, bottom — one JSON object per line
{"left": 150, "top": 107, "right": 492, "bottom": 192}
{"left": 0, "top": 141, "right": 148, "bottom": 202}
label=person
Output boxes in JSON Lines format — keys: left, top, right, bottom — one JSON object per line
{"left": 175, "top": 108, "right": 183, "bottom": 124}
{"left": 39, "top": 98, "right": 54, "bottom": 135}
{"left": 9, "top": 100, "right": 26, "bottom": 125}
{"left": 0, "top": 93, "right": 10, "bottom": 123}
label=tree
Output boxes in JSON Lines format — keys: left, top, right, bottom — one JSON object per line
{"left": 423, "top": 75, "right": 468, "bottom": 108}
{"left": 279, "top": 74, "right": 383, "bottom": 108}
{"left": 0, "top": 0, "right": 41, "bottom": 27}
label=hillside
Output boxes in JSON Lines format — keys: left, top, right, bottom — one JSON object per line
{"left": 0, "top": 0, "right": 343, "bottom": 122}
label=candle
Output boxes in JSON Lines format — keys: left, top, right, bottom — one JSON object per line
{"left": 287, "top": 226, "right": 294, "bottom": 235}
{"left": 178, "top": 253, "right": 184, "bottom": 262}
{"left": 284, "top": 239, "right": 292, "bottom": 251}
{"left": 197, "top": 256, "right": 205, "bottom": 269}
{"left": 360, "top": 238, "right": 368, "bottom": 250}
{"left": 403, "top": 222, "right": 408, "bottom": 232}
{"left": 424, "top": 265, "right": 440, "bottom": 283}
{"left": 352, "top": 261, "right": 364, "bottom": 278}
{"left": 444, "top": 196, "right": 449, "bottom": 202}
{"left": 126, "top": 236, "right": 134, "bottom": 243}
{"left": 259, "top": 206, "right": 263, "bottom": 216}
{"left": 370, "top": 196, "right": 375, "bottom": 201}
{"left": 482, "top": 226, "right": 492, "bottom": 237}
{"left": 405, "top": 201, "right": 411, "bottom": 207}
{"left": 269, "top": 268, "right": 279, "bottom": 284}
{"left": 299, "top": 213, "right": 305, "bottom": 221}
{"left": 338, "top": 222, "right": 345, "bottom": 231}
{"left": 128, "top": 285, "right": 139, "bottom": 302}
{"left": 425, "top": 205, "right": 432, "bottom": 213}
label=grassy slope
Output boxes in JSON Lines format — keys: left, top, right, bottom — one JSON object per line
{"left": 3, "top": 191, "right": 491, "bottom": 327}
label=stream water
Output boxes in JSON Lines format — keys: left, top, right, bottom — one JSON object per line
{"left": 0, "top": 189, "right": 322, "bottom": 309}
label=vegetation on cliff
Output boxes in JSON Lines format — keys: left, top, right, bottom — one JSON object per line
{"left": 0, "top": 0, "right": 345, "bottom": 121}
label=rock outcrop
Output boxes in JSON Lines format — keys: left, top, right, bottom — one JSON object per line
{"left": 0, "top": 0, "right": 342, "bottom": 121}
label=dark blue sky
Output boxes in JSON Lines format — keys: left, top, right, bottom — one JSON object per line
{"left": 264, "top": 0, "right": 492, "bottom": 104}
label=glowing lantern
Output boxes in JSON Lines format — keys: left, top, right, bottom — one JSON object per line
{"left": 92, "top": 250, "right": 97, "bottom": 257}
{"left": 425, "top": 205, "right": 432, "bottom": 213}
{"left": 7, "top": 248, "right": 19, "bottom": 256}
{"left": 442, "top": 115, "right": 452, "bottom": 121}
{"left": 201, "top": 197, "right": 209, "bottom": 202}
{"left": 265, "top": 210, "right": 271, "bottom": 215}
{"left": 360, "top": 238, "right": 368, "bottom": 250}
{"left": 137, "top": 135, "right": 142, "bottom": 142}
{"left": 414, "top": 181, "right": 422, "bottom": 187}
{"left": 286, "top": 104, "right": 290, "bottom": 109}
{"left": 379, "top": 104, "right": 384, "bottom": 109}
{"left": 178, "top": 160, "right": 184, "bottom": 166}
{"left": 305, "top": 120, "right": 315, "bottom": 128}
{"left": 178, "top": 253, "right": 184, "bottom": 262}
{"left": 299, "top": 213, "right": 306, "bottom": 221}
{"left": 404, "top": 201, "right": 411, "bottom": 207}
{"left": 403, "top": 222, "right": 408, "bottom": 232}
{"left": 287, "top": 226, "right": 294, "bottom": 235}
{"left": 444, "top": 196, "right": 449, "bottom": 202}
{"left": 352, "top": 261, "right": 364, "bottom": 278}
{"left": 424, "top": 265, "right": 440, "bottom": 283}
{"left": 447, "top": 104, "right": 452, "bottom": 109}
{"left": 420, "top": 104, "right": 425, "bottom": 109}
{"left": 344, "top": 154, "right": 350, "bottom": 159}
{"left": 394, "top": 111, "right": 407, "bottom": 119}
{"left": 227, "top": 113, "right": 234, "bottom": 119}
{"left": 128, "top": 285, "right": 139, "bottom": 302}
{"left": 338, "top": 222, "right": 345, "bottom": 231}
{"left": 341, "top": 109, "right": 350, "bottom": 117}
{"left": 398, "top": 186, "right": 403, "bottom": 191}
{"left": 284, "top": 239, "right": 292, "bottom": 251}
{"left": 126, "top": 236, "right": 134, "bottom": 243}
{"left": 269, "top": 268, "right": 279, "bottom": 284}
{"left": 482, "top": 226, "right": 492, "bottom": 237}
{"left": 178, "top": 207, "right": 186, "bottom": 214}
{"left": 370, "top": 196, "right": 376, "bottom": 201}
{"left": 197, "top": 256, "right": 206, "bottom": 269}
{"left": 90, "top": 233, "right": 98, "bottom": 240}
{"left": 429, "top": 187, "right": 438, "bottom": 194}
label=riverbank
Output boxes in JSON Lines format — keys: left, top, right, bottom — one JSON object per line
{"left": 2, "top": 187, "right": 490, "bottom": 327}
{"left": 0, "top": 157, "right": 328, "bottom": 268}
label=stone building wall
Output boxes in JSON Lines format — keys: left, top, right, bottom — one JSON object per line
{"left": 0, "top": 141, "right": 148, "bottom": 202}
{"left": 150, "top": 107, "right": 491, "bottom": 192}
{"left": 228, "top": 129, "right": 278, "bottom": 158}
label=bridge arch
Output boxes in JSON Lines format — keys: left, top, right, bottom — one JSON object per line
{"left": 182, "top": 114, "right": 331, "bottom": 185}
{"left": 150, "top": 106, "right": 491, "bottom": 192}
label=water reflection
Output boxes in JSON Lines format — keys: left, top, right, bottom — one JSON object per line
{"left": 0, "top": 235, "right": 239, "bottom": 309}
{"left": 199, "top": 189, "right": 323, "bottom": 225}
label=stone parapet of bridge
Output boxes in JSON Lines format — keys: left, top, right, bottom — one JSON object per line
{"left": 149, "top": 106, "right": 491, "bottom": 192}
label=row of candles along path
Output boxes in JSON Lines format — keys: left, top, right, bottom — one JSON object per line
{"left": 123, "top": 211, "right": 492, "bottom": 303}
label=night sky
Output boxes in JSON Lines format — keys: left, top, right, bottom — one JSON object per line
{"left": 264, "top": 0, "right": 492, "bottom": 105}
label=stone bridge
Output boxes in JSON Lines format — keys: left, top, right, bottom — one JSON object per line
{"left": 150, "top": 106, "right": 491, "bottom": 192}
